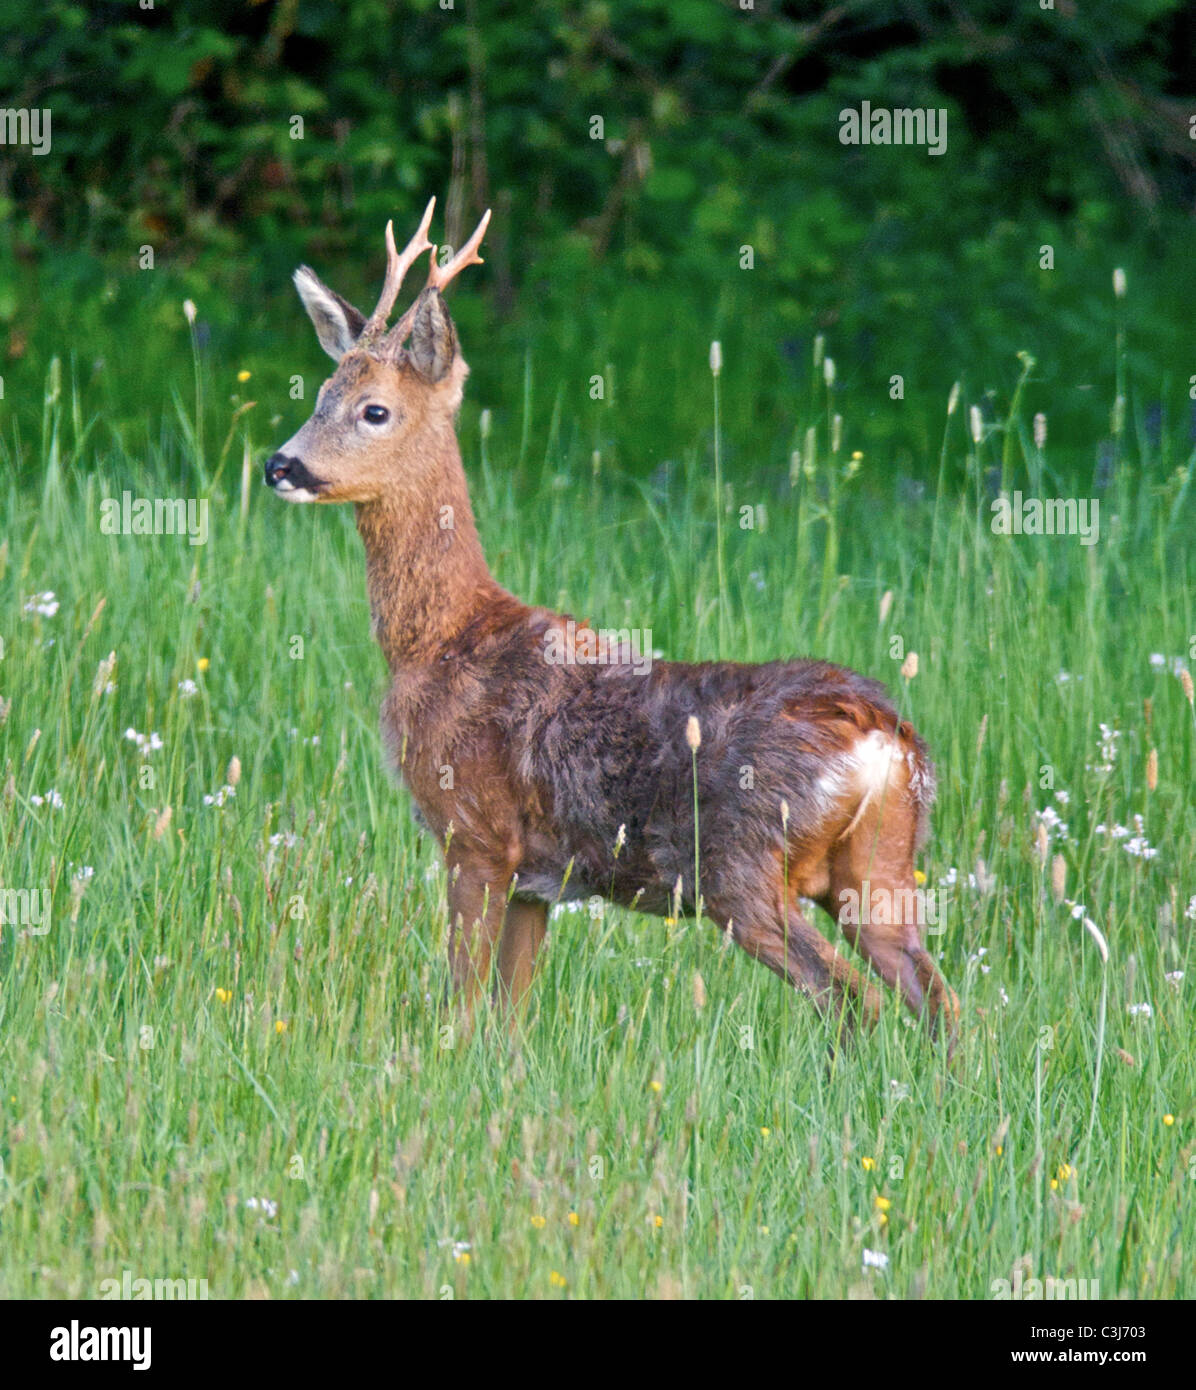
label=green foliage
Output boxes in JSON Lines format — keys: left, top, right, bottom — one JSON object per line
{"left": 2, "top": 0, "right": 1196, "bottom": 480}
{"left": 2, "top": 0, "right": 1195, "bottom": 1304}
{"left": 0, "top": 331, "right": 1193, "bottom": 1296}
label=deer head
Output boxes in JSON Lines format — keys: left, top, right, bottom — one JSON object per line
{"left": 265, "top": 198, "right": 491, "bottom": 504}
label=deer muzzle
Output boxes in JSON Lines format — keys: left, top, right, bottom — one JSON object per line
{"left": 264, "top": 452, "right": 326, "bottom": 500}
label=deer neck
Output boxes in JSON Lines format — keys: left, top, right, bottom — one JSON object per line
{"left": 354, "top": 427, "right": 502, "bottom": 670}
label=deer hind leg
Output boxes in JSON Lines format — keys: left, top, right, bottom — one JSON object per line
{"left": 495, "top": 897, "right": 548, "bottom": 1013}
{"left": 714, "top": 867, "right": 884, "bottom": 1031}
{"left": 824, "top": 739, "right": 960, "bottom": 1046}
{"left": 445, "top": 857, "right": 513, "bottom": 1025}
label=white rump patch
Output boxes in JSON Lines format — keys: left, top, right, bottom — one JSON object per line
{"left": 815, "top": 765, "right": 847, "bottom": 801}
{"left": 833, "top": 729, "right": 904, "bottom": 840}
{"left": 852, "top": 728, "right": 903, "bottom": 794}
{"left": 906, "top": 747, "right": 932, "bottom": 801}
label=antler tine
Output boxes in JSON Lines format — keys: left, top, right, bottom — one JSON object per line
{"left": 426, "top": 208, "right": 492, "bottom": 294}
{"left": 359, "top": 197, "right": 437, "bottom": 342}
{"left": 382, "top": 206, "right": 492, "bottom": 352}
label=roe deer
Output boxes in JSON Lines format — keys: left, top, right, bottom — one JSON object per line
{"left": 265, "top": 199, "right": 960, "bottom": 1047}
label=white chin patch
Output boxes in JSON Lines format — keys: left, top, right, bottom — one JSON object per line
{"left": 273, "top": 480, "right": 319, "bottom": 503}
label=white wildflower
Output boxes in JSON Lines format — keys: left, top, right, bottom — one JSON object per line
{"left": 124, "top": 728, "right": 163, "bottom": 754}
{"left": 1092, "top": 722, "right": 1120, "bottom": 773}
{"left": 23, "top": 591, "right": 59, "bottom": 618}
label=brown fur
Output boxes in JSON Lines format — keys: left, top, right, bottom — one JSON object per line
{"left": 266, "top": 210, "right": 960, "bottom": 1047}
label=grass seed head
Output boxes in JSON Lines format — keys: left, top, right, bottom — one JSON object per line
{"left": 1051, "top": 853, "right": 1066, "bottom": 902}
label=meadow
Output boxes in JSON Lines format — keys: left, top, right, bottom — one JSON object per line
{"left": 0, "top": 282, "right": 1193, "bottom": 1300}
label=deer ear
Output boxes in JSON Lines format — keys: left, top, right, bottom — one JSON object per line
{"left": 407, "top": 288, "right": 458, "bottom": 383}
{"left": 293, "top": 266, "right": 366, "bottom": 361}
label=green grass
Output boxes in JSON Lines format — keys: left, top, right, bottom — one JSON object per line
{"left": 0, "top": 313, "right": 1194, "bottom": 1300}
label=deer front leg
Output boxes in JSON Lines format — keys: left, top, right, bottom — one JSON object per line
{"left": 445, "top": 858, "right": 511, "bottom": 1022}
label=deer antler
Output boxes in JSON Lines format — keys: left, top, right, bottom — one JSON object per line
{"left": 382, "top": 207, "right": 492, "bottom": 354}
{"left": 427, "top": 208, "right": 492, "bottom": 293}
{"left": 358, "top": 197, "right": 437, "bottom": 346}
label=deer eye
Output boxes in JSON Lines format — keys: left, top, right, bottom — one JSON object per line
{"left": 362, "top": 405, "right": 390, "bottom": 425}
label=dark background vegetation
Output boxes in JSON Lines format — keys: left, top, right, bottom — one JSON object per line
{"left": 2, "top": 0, "right": 1196, "bottom": 482}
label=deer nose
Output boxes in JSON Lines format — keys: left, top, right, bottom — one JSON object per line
{"left": 264, "top": 452, "right": 295, "bottom": 487}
